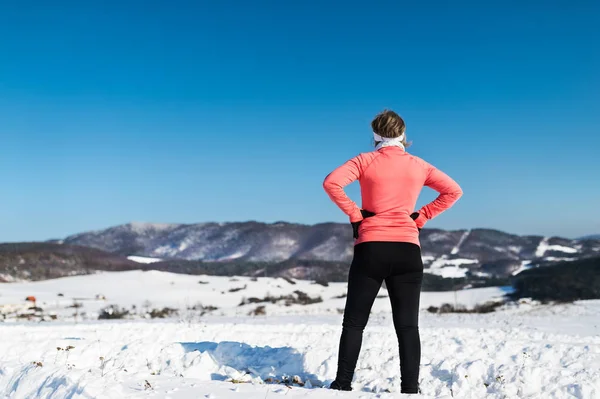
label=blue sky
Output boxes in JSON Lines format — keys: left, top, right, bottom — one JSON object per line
{"left": 1, "top": 0, "right": 599, "bottom": 242}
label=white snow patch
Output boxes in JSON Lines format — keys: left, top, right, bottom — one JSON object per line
{"left": 178, "top": 239, "right": 191, "bottom": 252}
{"left": 535, "top": 237, "right": 549, "bottom": 257}
{"left": 536, "top": 238, "right": 578, "bottom": 257}
{"left": 545, "top": 245, "right": 578, "bottom": 254}
{"left": 544, "top": 257, "right": 577, "bottom": 262}
{"left": 274, "top": 236, "right": 297, "bottom": 247}
{"left": 153, "top": 245, "right": 178, "bottom": 257}
{"left": 217, "top": 249, "right": 249, "bottom": 261}
{"left": 425, "top": 266, "right": 469, "bottom": 278}
{"left": 127, "top": 256, "right": 163, "bottom": 264}
{"left": 451, "top": 230, "right": 470, "bottom": 255}
{"left": 428, "top": 232, "right": 450, "bottom": 242}
{"left": 426, "top": 256, "right": 478, "bottom": 279}
{"left": 421, "top": 255, "right": 435, "bottom": 265}
{"left": 430, "top": 257, "right": 478, "bottom": 269}
{"left": 128, "top": 222, "right": 179, "bottom": 234}
{"left": 512, "top": 260, "right": 533, "bottom": 276}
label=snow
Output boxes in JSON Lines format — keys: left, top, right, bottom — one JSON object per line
{"left": 178, "top": 239, "right": 191, "bottom": 252}
{"left": 546, "top": 245, "right": 578, "bottom": 253}
{"left": 423, "top": 257, "right": 479, "bottom": 279}
{"left": 544, "top": 256, "right": 576, "bottom": 262}
{"left": 0, "top": 271, "right": 507, "bottom": 320}
{"left": 1, "top": 304, "right": 599, "bottom": 398}
{"left": 128, "top": 222, "right": 180, "bottom": 234}
{"left": 431, "top": 258, "right": 478, "bottom": 268}
{"left": 0, "top": 273, "right": 23, "bottom": 283}
{"left": 305, "top": 237, "right": 353, "bottom": 261}
{"left": 154, "top": 245, "right": 178, "bottom": 257}
{"left": 512, "top": 261, "right": 532, "bottom": 276}
{"left": 535, "top": 238, "right": 578, "bottom": 257}
{"left": 450, "top": 230, "right": 470, "bottom": 255}
{"left": 127, "top": 256, "right": 163, "bottom": 264}
{"left": 421, "top": 255, "right": 435, "bottom": 264}
{"left": 427, "top": 233, "right": 450, "bottom": 242}
{"left": 424, "top": 255, "right": 479, "bottom": 278}
{"left": 425, "top": 266, "right": 469, "bottom": 278}
{"left": 1, "top": 272, "right": 599, "bottom": 398}
{"left": 535, "top": 237, "right": 549, "bottom": 257}
{"left": 217, "top": 249, "right": 250, "bottom": 261}
{"left": 274, "top": 237, "right": 298, "bottom": 247}
{"left": 441, "top": 258, "right": 478, "bottom": 266}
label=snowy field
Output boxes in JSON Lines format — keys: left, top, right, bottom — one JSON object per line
{"left": 0, "top": 271, "right": 510, "bottom": 321}
{"left": 1, "top": 271, "right": 599, "bottom": 398}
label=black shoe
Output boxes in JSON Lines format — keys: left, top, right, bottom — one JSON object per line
{"left": 329, "top": 380, "right": 352, "bottom": 391}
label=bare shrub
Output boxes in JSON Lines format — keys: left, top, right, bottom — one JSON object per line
{"left": 239, "top": 291, "right": 322, "bottom": 307}
{"left": 148, "top": 307, "right": 178, "bottom": 319}
{"left": 249, "top": 305, "right": 266, "bottom": 316}
{"left": 427, "top": 301, "right": 503, "bottom": 314}
{"left": 98, "top": 305, "right": 129, "bottom": 320}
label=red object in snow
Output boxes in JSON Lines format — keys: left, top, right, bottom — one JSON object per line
{"left": 25, "top": 296, "right": 37, "bottom": 302}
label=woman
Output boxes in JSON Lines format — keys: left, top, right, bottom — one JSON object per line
{"left": 323, "top": 110, "right": 462, "bottom": 394}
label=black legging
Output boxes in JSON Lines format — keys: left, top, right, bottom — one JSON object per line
{"left": 334, "top": 242, "right": 423, "bottom": 393}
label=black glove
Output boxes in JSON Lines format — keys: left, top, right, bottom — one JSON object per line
{"left": 352, "top": 210, "right": 376, "bottom": 239}
{"left": 410, "top": 212, "right": 422, "bottom": 232}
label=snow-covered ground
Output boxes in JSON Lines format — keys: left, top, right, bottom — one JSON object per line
{"left": 535, "top": 237, "right": 578, "bottom": 258}
{"left": 0, "top": 271, "right": 510, "bottom": 321}
{"left": 424, "top": 257, "right": 478, "bottom": 279}
{"left": 1, "top": 271, "right": 599, "bottom": 398}
{"left": 127, "top": 256, "right": 164, "bottom": 264}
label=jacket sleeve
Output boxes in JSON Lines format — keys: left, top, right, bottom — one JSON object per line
{"left": 323, "top": 155, "right": 364, "bottom": 223}
{"left": 415, "top": 163, "right": 463, "bottom": 229}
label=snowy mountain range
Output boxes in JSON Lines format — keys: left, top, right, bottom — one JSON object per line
{"left": 57, "top": 222, "right": 600, "bottom": 279}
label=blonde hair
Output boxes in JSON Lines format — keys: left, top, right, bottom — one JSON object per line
{"left": 371, "top": 109, "right": 410, "bottom": 147}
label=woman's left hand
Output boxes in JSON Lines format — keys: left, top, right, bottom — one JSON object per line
{"left": 352, "top": 210, "right": 376, "bottom": 239}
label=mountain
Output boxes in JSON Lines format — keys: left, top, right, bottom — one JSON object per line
{"left": 511, "top": 256, "right": 600, "bottom": 302}
{"left": 3, "top": 222, "right": 598, "bottom": 287}
{"left": 0, "top": 242, "right": 140, "bottom": 282}
{"left": 0, "top": 243, "right": 489, "bottom": 290}
{"left": 579, "top": 234, "right": 600, "bottom": 241}
{"left": 60, "top": 222, "right": 600, "bottom": 279}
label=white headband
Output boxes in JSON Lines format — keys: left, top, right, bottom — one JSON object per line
{"left": 373, "top": 132, "right": 405, "bottom": 142}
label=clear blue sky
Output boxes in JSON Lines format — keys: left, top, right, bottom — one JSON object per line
{"left": 1, "top": 0, "right": 599, "bottom": 242}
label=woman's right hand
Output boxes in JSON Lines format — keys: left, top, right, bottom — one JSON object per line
{"left": 410, "top": 212, "right": 422, "bottom": 232}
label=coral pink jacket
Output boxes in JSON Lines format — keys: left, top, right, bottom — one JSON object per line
{"left": 323, "top": 146, "right": 462, "bottom": 246}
